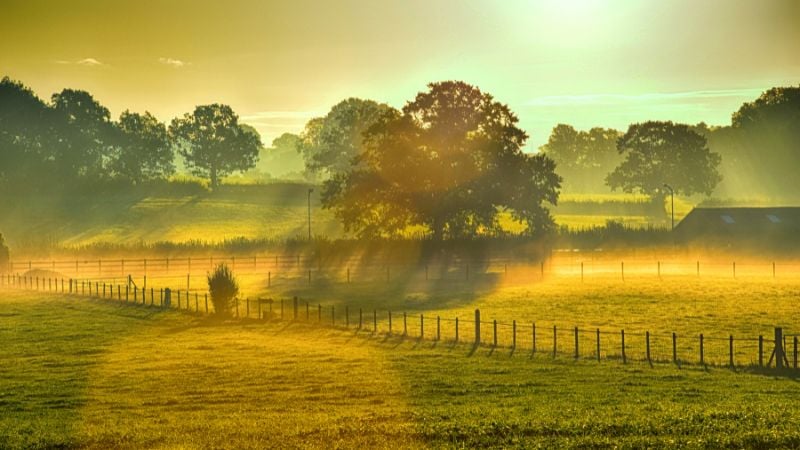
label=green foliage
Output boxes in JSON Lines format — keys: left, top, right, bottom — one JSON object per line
{"left": 255, "top": 132, "right": 307, "bottom": 180}
{"left": 110, "top": 111, "right": 175, "bottom": 184}
{"left": 539, "top": 124, "right": 622, "bottom": 193}
{"left": 207, "top": 263, "right": 239, "bottom": 316}
{"left": 298, "top": 98, "right": 395, "bottom": 178}
{"left": 170, "top": 104, "right": 261, "bottom": 188}
{"left": 606, "top": 121, "right": 721, "bottom": 198}
{"left": 322, "top": 81, "right": 561, "bottom": 239}
{"left": 0, "top": 232, "right": 9, "bottom": 272}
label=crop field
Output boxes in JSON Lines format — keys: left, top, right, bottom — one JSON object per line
{"left": 2, "top": 289, "right": 800, "bottom": 449}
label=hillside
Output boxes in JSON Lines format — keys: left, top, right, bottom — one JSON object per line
{"left": 0, "top": 182, "right": 690, "bottom": 252}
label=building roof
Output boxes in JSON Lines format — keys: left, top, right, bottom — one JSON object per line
{"left": 674, "top": 207, "right": 800, "bottom": 240}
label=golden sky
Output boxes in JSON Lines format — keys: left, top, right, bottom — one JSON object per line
{"left": 1, "top": 0, "right": 798, "bottom": 149}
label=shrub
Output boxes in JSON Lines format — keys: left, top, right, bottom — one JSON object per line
{"left": 207, "top": 263, "right": 238, "bottom": 317}
{"left": 0, "top": 233, "right": 9, "bottom": 273}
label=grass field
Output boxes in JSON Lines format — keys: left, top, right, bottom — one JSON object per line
{"left": 2, "top": 289, "right": 800, "bottom": 449}
{"left": 0, "top": 183, "right": 687, "bottom": 252}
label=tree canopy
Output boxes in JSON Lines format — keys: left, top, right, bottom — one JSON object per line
{"left": 111, "top": 111, "right": 175, "bottom": 184}
{"left": 539, "top": 124, "right": 622, "bottom": 193}
{"left": 298, "top": 98, "right": 395, "bottom": 179}
{"left": 322, "top": 81, "right": 561, "bottom": 239}
{"left": 170, "top": 104, "right": 261, "bottom": 188}
{"left": 606, "top": 121, "right": 721, "bottom": 198}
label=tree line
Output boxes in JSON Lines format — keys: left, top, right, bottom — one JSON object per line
{"left": 2, "top": 74, "right": 798, "bottom": 239}
{"left": 0, "top": 77, "right": 262, "bottom": 190}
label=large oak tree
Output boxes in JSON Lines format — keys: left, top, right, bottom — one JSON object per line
{"left": 322, "top": 81, "right": 561, "bottom": 239}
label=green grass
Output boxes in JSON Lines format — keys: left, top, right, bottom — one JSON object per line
{"left": 2, "top": 289, "right": 800, "bottom": 448}
{"left": 0, "top": 183, "right": 690, "bottom": 253}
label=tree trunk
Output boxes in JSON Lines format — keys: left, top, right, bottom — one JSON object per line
{"left": 210, "top": 166, "right": 218, "bottom": 189}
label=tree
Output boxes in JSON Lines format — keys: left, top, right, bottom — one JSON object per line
{"left": 0, "top": 232, "right": 9, "bottom": 273}
{"left": 298, "top": 98, "right": 395, "bottom": 178}
{"left": 110, "top": 111, "right": 175, "bottom": 184}
{"left": 50, "top": 89, "right": 115, "bottom": 183}
{"left": 539, "top": 124, "right": 622, "bottom": 192}
{"left": 256, "top": 132, "right": 306, "bottom": 180}
{"left": 606, "top": 121, "right": 721, "bottom": 200}
{"left": 169, "top": 104, "right": 261, "bottom": 188}
{"left": 0, "top": 77, "right": 52, "bottom": 188}
{"left": 322, "top": 81, "right": 561, "bottom": 239}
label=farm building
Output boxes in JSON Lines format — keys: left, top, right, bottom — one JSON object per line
{"left": 674, "top": 207, "right": 800, "bottom": 246}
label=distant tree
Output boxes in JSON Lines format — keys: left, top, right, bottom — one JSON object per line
{"left": 0, "top": 232, "right": 9, "bottom": 273}
{"left": 255, "top": 132, "right": 306, "bottom": 180}
{"left": 322, "top": 81, "right": 561, "bottom": 239}
{"left": 298, "top": 98, "right": 395, "bottom": 178}
{"left": 606, "top": 121, "right": 721, "bottom": 201}
{"left": 0, "top": 77, "right": 52, "bottom": 187}
{"left": 169, "top": 104, "right": 261, "bottom": 188}
{"left": 110, "top": 111, "right": 175, "bottom": 184}
{"left": 539, "top": 124, "right": 622, "bottom": 192}
{"left": 207, "top": 263, "right": 238, "bottom": 317}
{"left": 50, "top": 89, "right": 115, "bottom": 182}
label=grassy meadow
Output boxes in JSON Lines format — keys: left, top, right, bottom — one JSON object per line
{"left": 2, "top": 289, "right": 800, "bottom": 449}
{"left": 0, "top": 183, "right": 689, "bottom": 253}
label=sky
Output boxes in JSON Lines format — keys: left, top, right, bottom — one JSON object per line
{"left": 1, "top": 0, "right": 798, "bottom": 150}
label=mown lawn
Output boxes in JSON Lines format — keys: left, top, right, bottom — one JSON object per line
{"left": 2, "top": 289, "right": 800, "bottom": 448}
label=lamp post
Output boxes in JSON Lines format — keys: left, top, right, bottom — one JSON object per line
{"left": 307, "top": 188, "right": 314, "bottom": 240}
{"left": 663, "top": 183, "right": 674, "bottom": 230}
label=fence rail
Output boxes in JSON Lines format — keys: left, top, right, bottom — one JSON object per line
{"left": 2, "top": 272, "right": 798, "bottom": 372}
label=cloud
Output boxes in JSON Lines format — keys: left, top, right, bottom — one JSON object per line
{"left": 159, "top": 57, "right": 188, "bottom": 68}
{"left": 54, "top": 58, "right": 106, "bottom": 66}
{"left": 526, "top": 88, "right": 765, "bottom": 107}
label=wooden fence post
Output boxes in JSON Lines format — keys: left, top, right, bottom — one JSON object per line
{"left": 621, "top": 261, "right": 625, "bottom": 281}
{"left": 474, "top": 309, "right": 481, "bottom": 346}
{"left": 455, "top": 317, "right": 459, "bottom": 342}
{"left": 759, "top": 335, "right": 763, "bottom": 367}
{"left": 389, "top": 311, "right": 392, "bottom": 334}
{"left": 646, "top": 331, "right": 651, "bottom": 363}
{"left": 729, "top": 335, "right": 734, "bottom": 367}
{"left": 493, "top": 320, "right": 497, "bottom": 347}
{"left": 512, "top": 320, "right": 516, "bottom": 349}
{"left": 420, "top": 314, "right": 424, "bottom": 338}
{"left": 621, "top": 330, "right": 626, "bottom": 364}
{"left": 775, "top": 327, "right": 785, "bottom": 369}
{"left": 374, "top": 310, "right": 377, "bottom": 333}
{"left": 403, "top": 312, "right": 407, "bottom": 336}
{"left": 672, "top": 332, "right": 677, "bottom": 364}
{"left": 574, "top": 326, "right": 579, "bottom": 359}
{"left": 553, "top": 325, "right": 557, "bottom": 358}
{"left": 596, "top": 328, "right": 600, "bottom": 362}
{"left": 437, "top": 316, "right": 441, "bottom": 341}
{"left": 318, "top": 304, "right": 322, "bottom": 322}
{"left": 700, "top": 334, "right": 704, "bottom": 365}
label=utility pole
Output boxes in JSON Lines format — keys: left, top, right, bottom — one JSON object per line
{"left": 663, "top": 183, "right": 674, "bottom": 230}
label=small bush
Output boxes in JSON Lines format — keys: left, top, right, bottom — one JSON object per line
{"left": 0, "top": 233, "right": 9, "bottom": 273}
{"left": 207, "top": 263, "right": 238, "bottom": 317}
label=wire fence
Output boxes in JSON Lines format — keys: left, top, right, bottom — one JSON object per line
{"left": 6, "top": 254, "right": 800, "bottom": 292}
{"left": 3, "top": 272, "right": 798, "bottom": 371}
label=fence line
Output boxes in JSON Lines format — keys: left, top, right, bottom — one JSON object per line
{"left": 2, "top": 272, "right": 798, "bottom": 372}
{"left": 6, "top": 256, "right": 800, "bottom": 289}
